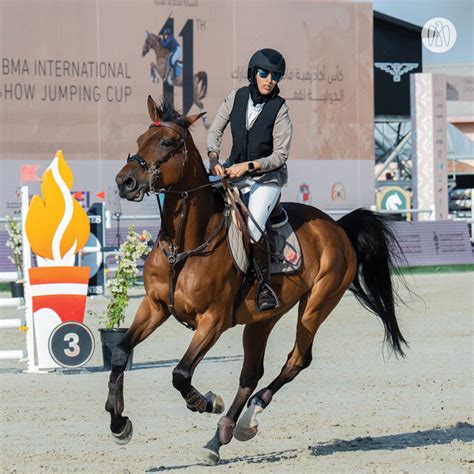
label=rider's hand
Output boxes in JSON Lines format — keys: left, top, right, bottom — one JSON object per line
{"left": 210, "top": 160, "right": 226, "bottom": 179}
{"left": 227, "top": 163, "right": 249, "bottom": 179}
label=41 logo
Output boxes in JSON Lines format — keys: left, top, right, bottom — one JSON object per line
{"left": 142, "top": 16, "right": 209, "bottom": 128}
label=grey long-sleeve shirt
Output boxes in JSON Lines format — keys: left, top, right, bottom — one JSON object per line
{"left": 207, "top": 88, "right": 293, "bottom": 186}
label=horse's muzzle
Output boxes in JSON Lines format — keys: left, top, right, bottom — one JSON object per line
{"left": 116, "top": 172, "right": 136, "bottom": 192}
{"left": 116, "top": 173, "right": 146, "bottom": 201}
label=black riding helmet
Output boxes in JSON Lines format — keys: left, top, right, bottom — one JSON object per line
{"left": 247, "top": 48, "right": 286, "bottom": 83}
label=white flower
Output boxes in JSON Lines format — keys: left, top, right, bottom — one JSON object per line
{"left": 5, "top": 216, "right": 22, "bottom": 274}
{"left": 102, "top": 224, "right": 152, "bottom": 328}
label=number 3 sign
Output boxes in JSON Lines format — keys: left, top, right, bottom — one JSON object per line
{"left": 48, "top": 322, "right": 95, "bottom": 368}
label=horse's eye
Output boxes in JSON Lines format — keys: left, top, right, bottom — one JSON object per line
{"left": 161, "top": 139, "right": 174, "bottom": 148}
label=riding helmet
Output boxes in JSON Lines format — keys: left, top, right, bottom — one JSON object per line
{"left": 247, "top": 48, "right": 286, "bottom": 82}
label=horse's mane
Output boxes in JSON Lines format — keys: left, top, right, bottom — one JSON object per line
{"left": 158, "top": 101, "right": 191, "bottom": 129}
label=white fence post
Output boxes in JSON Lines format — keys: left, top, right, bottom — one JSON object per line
{"left": 0, "top": 187, "right": 39, "bottom": 369}
{"left": 21, "top": 186, "right": 40, "bottom": 373}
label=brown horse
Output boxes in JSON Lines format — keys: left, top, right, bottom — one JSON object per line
{"left": 142, "top": 31, "right": 209, "bottom": 129}
{"left": 106, "top": 96, "right": 407, "bottom": 465}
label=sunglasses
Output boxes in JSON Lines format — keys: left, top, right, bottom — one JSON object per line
{"left": 257, "top": 68, "right": 282, "bottom": 82}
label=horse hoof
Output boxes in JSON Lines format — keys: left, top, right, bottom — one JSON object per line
{"left": 201, "top": 447, "right": 220, "bottom": 466}
{"left": 204, "top": 391, "right": 225, "bottom": 414}
{"left": 233, "top": 423, "right": 258, "bottom": 442}
{"left": 233, "top": 402, "right": 263, "bottom": 442}
{"left": 111, "top": 418, "right": 133, "bottom": 445}
{"left": 212, "top": 394, "right": 225, "bottom": 414}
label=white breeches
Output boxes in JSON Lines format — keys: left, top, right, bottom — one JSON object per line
{"left": 170, "top": 47, "right": 182, "bottom": 66}
{"left": 233, "top": 179, "right": 281, "bottom": 242}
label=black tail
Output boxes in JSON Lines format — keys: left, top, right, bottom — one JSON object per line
{"left": 338, "top": 209, "right": 408, "bottom": 357}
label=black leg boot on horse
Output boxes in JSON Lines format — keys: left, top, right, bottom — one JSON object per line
{"left": 105, "top": 344, "right": 134, "bottom": 445}
{"left": 105, "top": 297, "right": 171, "bottom": 445}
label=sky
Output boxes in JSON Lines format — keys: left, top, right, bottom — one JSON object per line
{"left": 373, "top": 0, "right": 474, "bottom": 65}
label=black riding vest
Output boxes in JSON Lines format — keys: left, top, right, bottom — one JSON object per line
{"left": 228, "top": 86, "right": 285, "bottom": 165}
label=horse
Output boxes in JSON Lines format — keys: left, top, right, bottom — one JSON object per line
{"left": 106, "top": 96, "right": 408, "bottom": 465}
{"left": 142, "top": 31, "right": 209, "bottom": 129}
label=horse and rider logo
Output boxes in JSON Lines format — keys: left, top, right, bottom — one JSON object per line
{"left": 142, "top": 16, "right": 209, "bottom": 128}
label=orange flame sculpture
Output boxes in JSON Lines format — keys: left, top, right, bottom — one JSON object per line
{"left": 26, "top": 150, "right": 90, "bottom": 264}
{"left": 24, "top": 150, "right": 91, "bottom": 369}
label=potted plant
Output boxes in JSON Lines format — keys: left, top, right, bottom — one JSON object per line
{"left": 98, "top": 225, "right": 151, "bottom": 370}
{"left": 5, "top": 216, "right": 24, "bottom": 298}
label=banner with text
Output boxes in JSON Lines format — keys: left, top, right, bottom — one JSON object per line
{"left": 0, "top": 0, "right": 374, "bottom": 218}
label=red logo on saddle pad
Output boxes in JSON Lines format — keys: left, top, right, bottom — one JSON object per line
{"left": 286, "top": 248, "right": 299, "bottom": 264}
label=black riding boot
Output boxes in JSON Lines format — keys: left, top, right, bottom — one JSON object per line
{"left": 251, "top": 247, "right": 280, "bottom": 312}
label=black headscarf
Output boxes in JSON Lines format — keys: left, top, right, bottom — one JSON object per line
{"left": 248, "top": 68, "right": 280, "bottom": 105}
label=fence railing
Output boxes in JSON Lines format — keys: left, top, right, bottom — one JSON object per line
{"left": 2, "top": 206, "right": 472, "bottom": 292}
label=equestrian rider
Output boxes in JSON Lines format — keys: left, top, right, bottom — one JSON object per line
{"left": 157, "top": 27, "right": 182, "bottom": 86}
{"left": 207, "top": 48, "right": 293, "bottom": 311}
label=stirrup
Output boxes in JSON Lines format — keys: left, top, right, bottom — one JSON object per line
{"left": 256, "top": 281, "right": 280, "bottom": 312}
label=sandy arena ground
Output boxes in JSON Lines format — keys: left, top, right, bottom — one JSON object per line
{"left": 0, "top": 271, "right": 473, "bottom": 473}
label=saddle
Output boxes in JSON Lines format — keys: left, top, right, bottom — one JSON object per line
{"left": 221, "top": 182, "right": 302, "bottom": 275}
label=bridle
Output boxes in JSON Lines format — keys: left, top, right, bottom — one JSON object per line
{"left": 125, "top": 119, "right": 227, "bottom": 330}
{"left": 127, "top": 120, "right": 189, "bottom": 195}
{"left": 127, "top": 120, "right": 224, "bottom": 198}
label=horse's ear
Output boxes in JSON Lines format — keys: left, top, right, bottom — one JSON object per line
{"left": 186, "top": 112, "right": 206, "bottom": 127}
{"left": 147, "top": 95, "right": 160, "bottom": 122}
